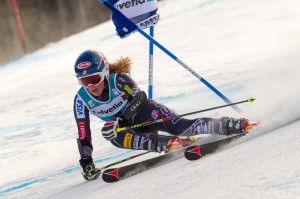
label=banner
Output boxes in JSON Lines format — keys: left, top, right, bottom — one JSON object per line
{"left": 107, "top": 0, "right": 160, "bottom": 38}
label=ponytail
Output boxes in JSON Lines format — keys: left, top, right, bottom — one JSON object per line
{"left": 109, "top": 57, "right": 132, "bottom": 74}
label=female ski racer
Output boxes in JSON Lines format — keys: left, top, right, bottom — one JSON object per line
{"left": 73, "top": 50, "right": 252, "bottom": 181}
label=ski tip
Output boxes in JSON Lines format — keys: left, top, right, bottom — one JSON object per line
{"left": 184, "top": 145, "right": 202, "bottom": 161}
{"left": 102, "top": 168, "right": 120, "bottom": 183}
{"left": 248, "top": 97, "right": 255, "bottom": 103}
{"left": 244, "top": 120, "right": 260, "bottom": 132}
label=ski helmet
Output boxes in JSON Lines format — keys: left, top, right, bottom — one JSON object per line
{"left": 74, "top": 50, "right": 109, "bottom": 80}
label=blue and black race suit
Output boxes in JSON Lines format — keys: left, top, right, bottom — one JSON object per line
{"left": 73, "top": 73, "right": 224, "bottom": 158}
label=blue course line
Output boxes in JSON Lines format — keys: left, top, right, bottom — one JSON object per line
{"left": 0, "top": 178, "right": 46, "bottom": 196}
{"left": 0, "top": 150, "right": 136, "bottom": 196}
{"left": 0, "top": 114, "right": 73, "bottom": 134}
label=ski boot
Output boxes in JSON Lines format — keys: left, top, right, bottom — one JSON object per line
{"left": 222, "top": 117, "right": 258, "bottom": 135}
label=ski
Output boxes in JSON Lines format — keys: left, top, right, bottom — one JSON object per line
{"left": 101, "top": 136, "right": 200, "bottom": 183}
{"left": 101, "top": 134, "right": 243, "bottom": 183}
{"left": 102, "top": 121, "right": 259, "bottom": 183}
{"left": 101, "top": 144, "right": 190, "bottom": 183}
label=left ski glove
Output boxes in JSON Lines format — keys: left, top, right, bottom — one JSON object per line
{"left": 80, "top": 156, "right": 101, "bottom": 181}
{"left": 101, "top": 118, "right": 119, "bottom": 141}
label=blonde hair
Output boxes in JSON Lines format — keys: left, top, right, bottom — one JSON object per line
{"left": 109, "top": 57, "right": 132, "bottom": 74}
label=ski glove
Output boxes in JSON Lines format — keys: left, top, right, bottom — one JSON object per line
{"left": 82, "top": 165, "right": 101, "bottom": 181}
{"left": 80, "top": 156, "right": 101, "bottom": 181}
{"left": 101, "top": 118, "right": 119, "bottom": 141}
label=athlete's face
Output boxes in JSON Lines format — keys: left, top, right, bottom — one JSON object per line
{"left": 86, "top": 80, "right": 105, "bottom": 96}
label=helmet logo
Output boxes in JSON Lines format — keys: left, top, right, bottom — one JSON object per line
{"left": 78, "top": 61, "right": 92, "bottom": 69}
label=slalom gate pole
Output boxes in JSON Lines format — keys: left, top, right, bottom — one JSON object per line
{"left": 117, "top": 97, "right": 255, "bottom": 132}
{"left": 99, "top": 151, "right": 150, "bottom": 170}
{"left": 98, "top": 0, "right": 242, "bottom": 114}
{"left": 148, "top": 26, "right": 154, "bottom": 99}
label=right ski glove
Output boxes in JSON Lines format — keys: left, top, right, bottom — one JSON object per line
{"left": 101, "top": 118, "right": 119, "bottom": 141}
{"left": 80, "top": 156, "right": 101, "bottom": 181}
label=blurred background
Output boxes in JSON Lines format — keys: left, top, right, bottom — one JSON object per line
{"left": 0, "top": 0, "right": 112, "bottom": 65}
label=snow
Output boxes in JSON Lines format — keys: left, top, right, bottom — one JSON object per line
{"left": 1, "top": 0, "right": 300, "bottom": 198}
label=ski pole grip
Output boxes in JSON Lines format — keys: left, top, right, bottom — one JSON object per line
{"left": 248, "top": 97, "right": 255, "bottom": 103}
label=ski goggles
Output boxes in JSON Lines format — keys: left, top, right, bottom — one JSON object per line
{"left": 77, "top": 72, "right": 105, "bottom": 87}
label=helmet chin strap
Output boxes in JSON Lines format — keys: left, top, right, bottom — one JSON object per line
{"left": 104, "top": 79, "right": 108, "bottom": 89}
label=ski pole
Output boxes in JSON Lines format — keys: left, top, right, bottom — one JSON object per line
{"left": 78, "top": 139, "right": 149, "bottom": 170}
{"left": 99, "top": 151, "right": 150, "bottom": 170}
{"left": 97, "top": 0, "right": 242, "bottom": 114}
{"left": 117, "top": 97, "right": 255, "bottom": 132}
